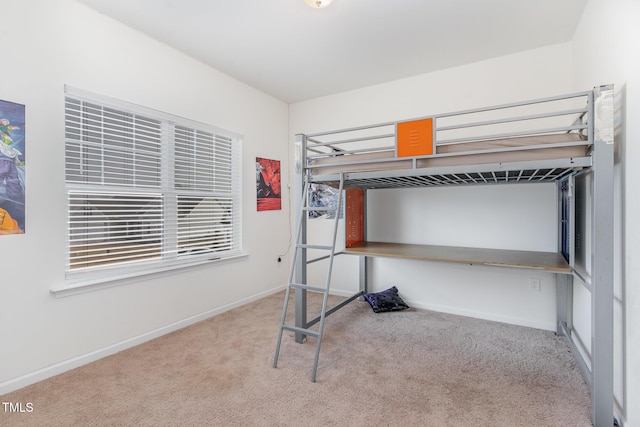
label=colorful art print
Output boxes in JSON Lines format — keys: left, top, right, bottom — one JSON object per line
{"left": 0, "top": 99, "right": 25, "bottom": 234}
{"left": 256, "top": 157, "right": 281, "bottom": 211}
{"left": 308, "top": 183, "right": 343, "bottom": 219}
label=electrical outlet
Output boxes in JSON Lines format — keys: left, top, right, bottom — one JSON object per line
{"left": 528, "top": 277, "right": 541, "bottom": 292}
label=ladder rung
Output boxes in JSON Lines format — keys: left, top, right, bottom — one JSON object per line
{"left": 297, "top": 244, "right": 333, "bottom": 250}
{"left": 289, "top": 283, "right": 328, "bottom": 293}
{"left": 281, "top": 324, "right": 319, "bottom": 337}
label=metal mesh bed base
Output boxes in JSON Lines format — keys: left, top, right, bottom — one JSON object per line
{"left": 311, "top": 157, "right": 591, "bottom": 189}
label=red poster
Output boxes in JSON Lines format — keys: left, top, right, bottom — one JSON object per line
{"left": 256, "top": 157, "right": 281, "bottom": 211}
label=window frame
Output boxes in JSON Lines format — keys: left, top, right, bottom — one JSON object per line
{"left": 60, "top": 86, "right": 243, "bottom": 294}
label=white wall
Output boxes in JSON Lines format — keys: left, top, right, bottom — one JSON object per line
{"left": 290, "top": 42, "right": 575, "bottom": 331}
{"left": 0, "top": 0, "right": 290, "bottom": 394}
{"left": 571, "top": 1, "right": 640, "bottom": 425}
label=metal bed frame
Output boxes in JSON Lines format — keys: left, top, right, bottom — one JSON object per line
{"left": 275, "top": 85, "right": 614, "bottom": 426}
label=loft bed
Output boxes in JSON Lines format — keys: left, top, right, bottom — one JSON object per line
{"left": 277, "top": 86, "right": 614, "bottom": 426}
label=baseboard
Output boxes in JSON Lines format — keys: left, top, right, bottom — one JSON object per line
{"left": 0, "top": 285, "right": 286, "bottom": 396}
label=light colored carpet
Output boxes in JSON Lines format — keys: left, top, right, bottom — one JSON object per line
{"left": 1, "top": 291, "right": 591, "bottom": 426}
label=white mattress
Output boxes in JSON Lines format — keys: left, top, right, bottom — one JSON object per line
{"left": 308, "top": 133, "right": 589, "bottom": 176}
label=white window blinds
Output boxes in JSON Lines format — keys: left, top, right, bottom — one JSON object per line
{"left": 64, "top": 87, "right": 242, "bottom": 286}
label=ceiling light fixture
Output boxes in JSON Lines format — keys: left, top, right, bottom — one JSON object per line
{"left": 304, "top": 0, "right": 334, "bottom": 9}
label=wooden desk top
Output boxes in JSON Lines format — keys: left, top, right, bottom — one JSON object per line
{"left": 343, "top": 241, "right": 571, "bottom": 273}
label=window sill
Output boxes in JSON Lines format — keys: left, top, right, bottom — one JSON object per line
{"left": 50, "top": 253, "right": 248, "bottom": 298}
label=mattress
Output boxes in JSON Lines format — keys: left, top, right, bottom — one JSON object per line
{"left": 307, "top": 133, "right": 589, "bottom": 176}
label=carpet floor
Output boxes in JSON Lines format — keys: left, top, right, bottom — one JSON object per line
{"left": 1, "top": 291, "right": 591, "bottom": 426}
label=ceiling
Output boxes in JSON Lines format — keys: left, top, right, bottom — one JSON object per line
{"left": 75, "top": 0, "right": 588, "bottom": 104}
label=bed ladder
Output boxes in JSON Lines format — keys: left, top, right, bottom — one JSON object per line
{"left": 273, "top": 174, "right": 345, "bottom": 382}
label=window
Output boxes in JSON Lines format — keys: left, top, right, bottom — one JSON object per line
{"left": 64, "top": 87, "right": 242, "bottom": 287}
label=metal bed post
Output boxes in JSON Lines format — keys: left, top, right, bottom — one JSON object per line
{"left": 556, "top": 176, "right": 574, "bottom": 337}
{"left": 359, "top": 189, "right": 368, "bottom": 295}
{"left": 590, "top": 84, "right": 615, "bottom": 427}
{"left": 555, "top": 274, "right": 572, "bottom": 335}
{"left": 294, "top": 134, "right": 308, "bottom": 344}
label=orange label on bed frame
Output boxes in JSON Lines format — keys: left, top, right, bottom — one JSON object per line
{"left": 345, "top": 189, "right": 364, "bottom": 248}
{"left": 397, "top": 118, "right": 433, "bottom": 157}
